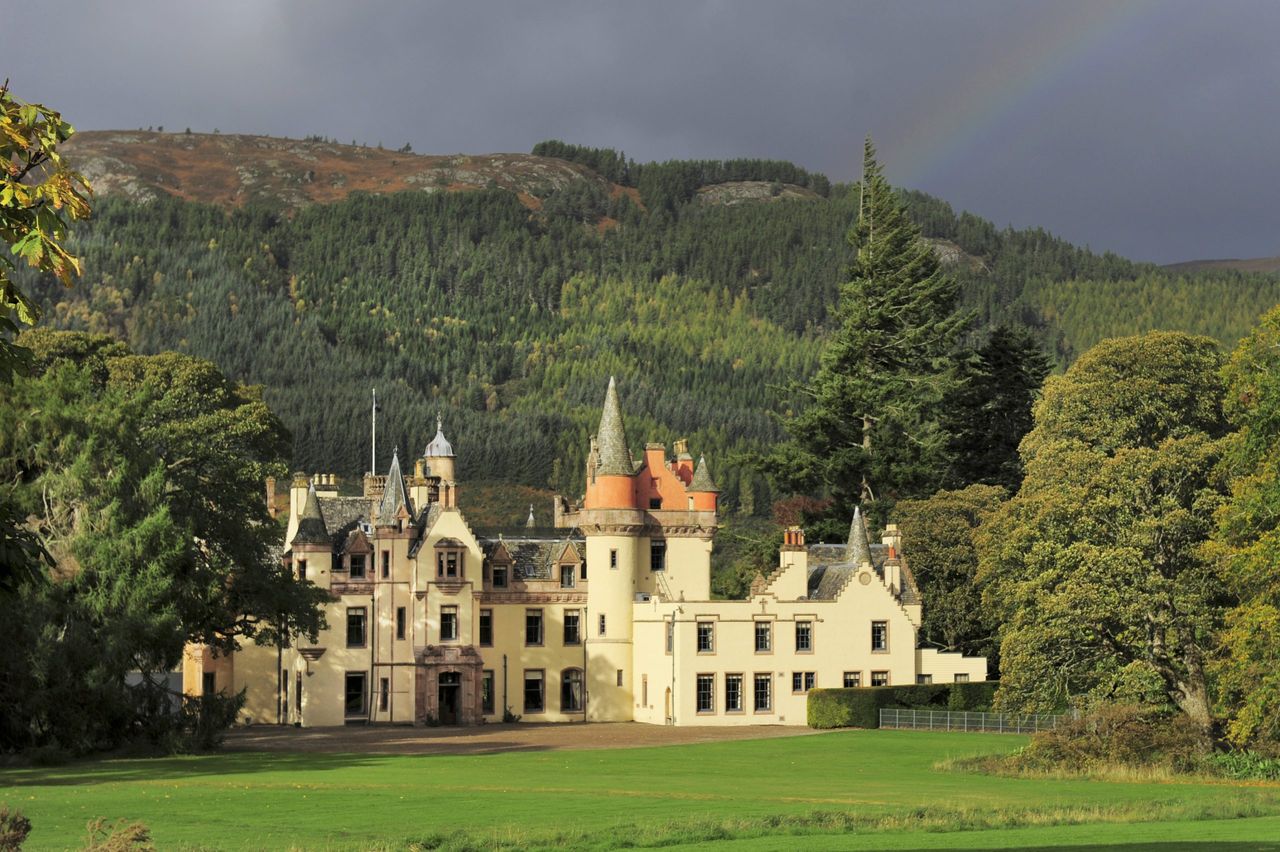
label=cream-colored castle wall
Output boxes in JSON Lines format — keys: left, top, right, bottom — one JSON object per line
{"left": 631, "top": 566, "right": 935, "bottom": 726}
{"left": 584, "top": 531, "right": 638, "bottom": 721}
{"left": 479, "top": 602, "right": 589, "bottom": 721}
{"left": 916, "top": 648, "right": 987, "bottom": 683}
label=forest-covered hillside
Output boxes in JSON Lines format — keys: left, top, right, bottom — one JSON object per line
{"left": 18, "top": 133, "right": 1280, "bottom": 520}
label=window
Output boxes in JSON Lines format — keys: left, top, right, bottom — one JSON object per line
{"left": 523, "top": 669, "right": 544, "bottom": 713}
{"left": 396, "top": 606, "right": 406, "bottom": 640}
{"left": 955, "top": 673, "right": 971, "bottom": 683}
{"left": 753, "top": 673, "right": 772, "bottom": 712}
{"left": 440, "top": 605, "right": 458, "bottom": 642}
{"left": 560, "top": 564, "right": 575, "bottom": 588}
{"left": 381, "top": 550, "right": 390, "bottom": 578}
{"left": 843, "top": 671, "right": 862, "bottom": 688}
{"left": 295, "top": 672, "right": 302, "bottom": 712}
{"left": 616, "top": 669, "right": 624, "bottom": 687}
{"left": 479, "top": 609, "right": 493, "bottom": 646}
{"left": 580, "top": 562, "right": 587, "bottom": 581}
{"left": 696, "top": 621, "right": 715, "bottom": 653}
{"left": 379, "top": 677, "right": 389, "bottom": 711}
{"left": 281, "top": 676, "right": 288, "bottom": 718}
{"left": 202, "top": 672, "right": 217, "bottom": 695}
{"left": 563, "top": 610, "right": 581, "bottom": 645}
{"left": 344, "top": 672, "right": 367, "bottom": 716}
{"left": 871, "top": 671, "right": 889, "bottom": 687}
{"left": 298, "top": 559, "right": 307, "bottom": 581}
{"left": 795, "top": 620, "right": 813, "bottom": 653}
{"left": 609, "top": 549, "right": 618, "bottom": 570}
{"left": 492, "top": 564, "right": 508, "bottom": 588}
{"left": 650, "top": 540, "right": 666, "bottom": 572}
{"left": 791, "top": 672, "right": 817, "bottom": 693}
{"left": 562, "top": 668, "right": 584, "bottom": 712}
{"left": 665, "top": 619, "right": 674, "bottom": 654}
{"left": 917, "top": 674, "right": 933, "bottom": 685}
{"left": 696, "top": 674, "right": 714, "bottom": 713}
{"left": 437, "top": 550, "right": 462, "bottom": 579}
{"left": 526, "top": 609, "right": 544, "bottom": 646}
{"left": 725, "top": 673, "right": 744, "bottom": 712}
{"left": 482, "top": 670, "right": 495, "bottom": 714}
{"left": 642, "top": 674, "right": 648, "bottom": 707}
{"left": 349, "top": 554, "right": 366, "bottom": 579}
{"left": 649, "top": 497, "right": 662, "bottom": 510}
{"left": 346, "top": 607, "right": 367, "bottom": 647}
{"left": 599, "top": 613, "right": 607, "bottom": 637}
{"left": 754, "top": 620, "right": 772, "bottom": 653}
{"left": 871, "top": 620, "right": 888, "bottom": 652}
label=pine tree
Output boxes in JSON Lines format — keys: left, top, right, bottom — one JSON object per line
{"left": 942, "top": 325, "right": 1050, "bottom": 491}
{"left": 779, "top": 138, "right": 968, "bottom": 526}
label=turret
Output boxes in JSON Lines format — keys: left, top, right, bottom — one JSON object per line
{"left": 423, "top": 416, "right": 457, "bottom": 506}
{"left": 688, "top": 454, "right": 719, "bottom": 513}
{"left": 584, "top": 376, "right": 636, "bottom": 510}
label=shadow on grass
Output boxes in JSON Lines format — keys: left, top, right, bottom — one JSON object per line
{"left": 0, "top": 739, "right": 546, "bottom": 789}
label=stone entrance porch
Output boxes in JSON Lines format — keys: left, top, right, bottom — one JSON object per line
{"left": 415, "top": 644, "right": 484, "bottom": 725}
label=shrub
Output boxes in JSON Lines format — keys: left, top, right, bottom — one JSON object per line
{"left": 164, "top": 691, "right": 245, "bottom": 753}
{"left": 0, "top": 806, "right": 32, "bottom": 851}
{"left": 808, "top": 682, "right": 998, "bottom": 728}
{"left": 83, "top": 818, "right": 152, "bottom": 851}
{"left": 1205, "top": 751, "right": 1280, "bottom": 780}
{"left": 1019, "top": 704, "right": 1208, "bottom": 771}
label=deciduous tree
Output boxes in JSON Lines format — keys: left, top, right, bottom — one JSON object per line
{"left": 979, "top": 333, "right": 1231, "bottom": 731}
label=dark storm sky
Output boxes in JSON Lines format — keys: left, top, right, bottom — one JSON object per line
{"left": 7, "top": 0, "right": 1277, "bottom": 263}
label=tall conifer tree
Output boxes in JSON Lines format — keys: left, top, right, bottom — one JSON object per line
{"left": 780, "top": 138, "right": 967, "bottom": 526}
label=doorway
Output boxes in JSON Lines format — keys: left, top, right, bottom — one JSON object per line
{"left": 438, "top": 671, "right": 461, "bottom": 724}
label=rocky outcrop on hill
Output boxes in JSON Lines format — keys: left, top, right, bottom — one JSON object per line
{"left": 64, "top": 131, "right": 613, "bottom": 209}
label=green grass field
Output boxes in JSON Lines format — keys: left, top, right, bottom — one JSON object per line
{"left": 3, "top": 730, "right": 1280, "bottom": 850}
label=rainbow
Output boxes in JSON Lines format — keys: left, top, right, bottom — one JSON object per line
{"left": 880, "top": 1, "right": 1161, "bottom": 188}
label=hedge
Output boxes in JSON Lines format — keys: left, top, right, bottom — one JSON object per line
{"left": 807, "top": 681, "right": 999, "bottom": 729}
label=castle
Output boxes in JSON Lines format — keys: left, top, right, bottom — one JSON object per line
{"left": 183, "top": 379, "right": 986, "bottom": 727}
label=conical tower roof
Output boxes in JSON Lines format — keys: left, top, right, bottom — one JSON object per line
{"left": 378, "top": 448, "right": 412, "bottom": 525}
{"left": 293, "top": 483, "right": 330, "bottom": 547}
{"left": 847, "top": 506, "right": 872, "bottom": 566}
{"left": 594, "top": 376, "right": 634, "bottom": 476}
{"left": 689, "top": 454, "right": 720, "bottom": 492}
{"left": 525, "top": 504, "right": 536, "bottom": 528}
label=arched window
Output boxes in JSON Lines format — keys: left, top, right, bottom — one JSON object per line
{"left": 561, "top": 668, "right": 584, "bottom": 713}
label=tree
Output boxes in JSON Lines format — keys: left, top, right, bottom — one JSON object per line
{"left": 1209, "top": 304, "right": 1280, "bottom": 748}
{"left": 978, "top": 332, "right": 1231, "bottom": 732}
{"left": 942, "top": 325, "right": 1050, "bottom": 491}
{"left": 893, "top": 484, "right": 1005, "bottom": 661}
{"left": 777, "top": 137, "right": 968, "bottom": 526}
{"left": 0, "top": 85, "right": 90, "bottom": 598}
{"left": 0, "top": 83, "right": 91, "bottom": 383}
{"left": 0, "top": 332, "right": 328, "bottom": 751}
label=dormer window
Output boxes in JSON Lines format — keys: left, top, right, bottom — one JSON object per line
{"left": 349, "top": 554, "right": 366, "bottom": 579}
{"left": 437, "top": 550, "right": 462, "bottom": 579}
{"left": 434, "top": 539, "right": 465, "bottom": 580}
{"left": 493, "top": 563, "right": 508, "bottom": 588}
{"left": 560, "top": 564, "right": 576, "bottom": 589}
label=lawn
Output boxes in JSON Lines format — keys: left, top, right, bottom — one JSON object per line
{"left": 3, "top": 729, "right": 1280, "bottom": 850}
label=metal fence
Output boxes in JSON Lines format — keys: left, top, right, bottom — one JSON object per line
{"left": 879, "top": 708, "right": 1065, "bottom": 734}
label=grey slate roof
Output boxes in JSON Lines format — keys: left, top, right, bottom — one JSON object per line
{"left": 316, "top": 496, "right": 374, "bottom": 548}
{"left": 594, "top": 377, "right": 634, "bottom": 476}
{"left": 292, "top": 485, "right": 330, "bottom": 546}
{"left": 424, "top": 416, "right": 455, "bottom": 458}
{"left": 689, "top": 454, "right": 719, "bottom": 492}
{"left": 480, "top": 535, "right": 585, "bottom": 581}
{"left": 377, "top": 449, "right": 411, "bottom": 525}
